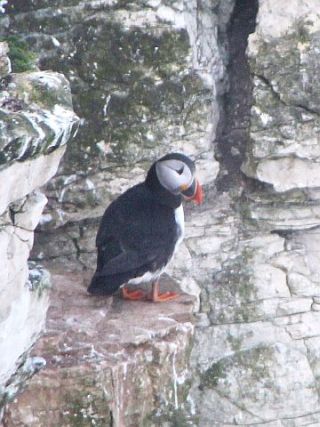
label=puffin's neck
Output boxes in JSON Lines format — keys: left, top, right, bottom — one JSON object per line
{"left": 145, "top": 164, "right": 182, "bottom": 209}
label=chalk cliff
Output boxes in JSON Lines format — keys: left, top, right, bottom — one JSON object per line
{"left": 0, "top": 40, "right": 78, "bottom": 417}
{"left": 2, "top": 0, "right": 320, "bottom": 426}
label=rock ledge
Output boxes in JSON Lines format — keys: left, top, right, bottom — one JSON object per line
{"left": 4, "top": 269, "right": 195, "bottom": 427}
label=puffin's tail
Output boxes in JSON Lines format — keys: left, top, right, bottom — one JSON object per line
{"left": 87, "top": 272, "right": 120, "bottom": 296}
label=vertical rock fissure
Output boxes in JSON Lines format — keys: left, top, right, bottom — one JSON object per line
{"left": 215, "top": 0, "right": 258, "bottom": 191}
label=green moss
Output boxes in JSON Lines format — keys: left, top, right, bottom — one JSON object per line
{"left": 4, "top": 0, "right": 81, "bottom": 13}
{"left": 200, "top": 346, "right": 273, "bottom": 391}
{"left": 210, "top": 247, "right": 259, "bottom": 324}
{"left": 65, "top": 397, "right": 103, "bottom": 427}
{"left": 31, "top": 82, "right": 61, "bottom": 108}
{"left": 27, "top": 263, "right": 51, "bottom": 299}
{"left": 144, "top": 407, "right": 196, "bottom": 427}
{"left": 200, "top": 360, "right": 227, "bottom": 388}
{"left": 293, "top": 18, "right": 313, "bottom": 44}
{"left": 4, "top": 7, "right": 211, "bottom": 170}
{"left": 226, "top": 333, "right": 243, "bottom": 352}
{"left": 39, "top": 20, "right": 202, "bottom": 166}
{"left": 63, "top": 389, "right": 112, "bottom": 427}
{"left": 0, "top": 35, "right": 37, "bottom": 72}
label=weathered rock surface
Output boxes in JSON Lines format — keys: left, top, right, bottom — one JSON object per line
{"left": 3, "top": 0, "right": 320, "bottom": 426}
{"left": 1, "top": 0, "right": 227, "bottom": 278}
{"left": 3, "top": 270, "right": 195, "bottom": 427}
{"left": 0, "top": 42, "right": 78, "bottom": 415}
{"left": 0, "top": 41, "right": 11, "bottom": 77}
{"left": 1, "top": 2, "right": 225, "bottom": 424}
{"left": 1, "top": 0, "right": 222, "bottom": 235}
{"left": 242, "top": 0, "right": 320, "bottom": 192}
{"left": 190, "top": 229, "right": 320, "bottom": 425}
{"left": 188, "top": 1, "right": 320, "bottom": 425}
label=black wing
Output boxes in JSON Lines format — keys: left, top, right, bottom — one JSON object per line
{"left": 88, "top": 183, "right": 178, "bottom": 294}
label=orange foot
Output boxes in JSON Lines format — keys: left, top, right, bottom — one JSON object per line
{"left": 149, "top": 291, "right": 178, "bottom": 302}
{"left": 148, "top": 281, "right": 179, "bottom": 302}
{"left": 121, "top": 287, "right": 145, "bottom": 301}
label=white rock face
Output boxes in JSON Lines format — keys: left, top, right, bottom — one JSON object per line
{"left": 256, "top": 158, "right": 320, "bottom": 193}
{"left": 0, "top": 49, "right": 78, "bottom": 404}
{"left": 0, "top": 147, "right": 65, "bottom": 216}
{"left": 7, "top": 0, "right": 221, "bottom": 232}
{"left": 251, "top": 0, "right": 320, "bottom": 42}
{"left": 190, "top": 0, "right": 320, "bottom": 425}
{"left": 188, "top": 208, "right": 320, "bottom": 425}
{"left": 0, "top": 190, "right": 51, "bottom": 388}
{"left": 242, "top": 0, "right": 320, "bottom": 193}
{"left": 0, "top": 41, "right": 10, "bottom": 77}
{"left": 4, "top": 0, "right": 320, "bottom": 425}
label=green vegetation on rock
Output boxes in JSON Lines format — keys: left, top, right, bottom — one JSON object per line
{"left": 200, "top": 346, "right": 273, "bottom": 391}
{"left": 0, "top": 35, "right": 37, "bottom": 72}
{"left": 209, "top": 247, "right": 259, "bottom": 324}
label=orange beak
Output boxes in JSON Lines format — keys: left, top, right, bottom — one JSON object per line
{"left": 181, "top": 179, "right": 204, "bottom": 205}
{"left": 192, "top": 180, "right": 204, "bottom": 205}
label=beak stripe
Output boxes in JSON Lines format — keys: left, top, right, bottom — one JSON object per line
{"left": 181, "top": 179, "right": 196, "bottom": 198}
{"left": 181, "top": 179, "right": 204, "bottom": 205}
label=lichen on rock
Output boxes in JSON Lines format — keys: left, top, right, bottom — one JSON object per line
{"left": 1, "top": 0, "right": 219, "bottom": 235}
{"left": 0, "top": 35, "right": 37, "bottom": 72}
{"left": 0, "top": 70, "right": 78, "bottom": 166}
{"left": 242, "top": 11, "right": 320, "bottom": 193}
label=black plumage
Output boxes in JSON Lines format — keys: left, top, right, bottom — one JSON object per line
{"left": 88, "top": 152, "right": 202, "bottom": 301}
{"left": 88, "top": 178, "right": 181, "bottom": 296}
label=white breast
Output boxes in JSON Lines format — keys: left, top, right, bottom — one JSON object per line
{"left": 174, "top": 204, "right": 185, "bottom": 251}
{"left": 128, "top": 269, "right": 164, "bottom": 286}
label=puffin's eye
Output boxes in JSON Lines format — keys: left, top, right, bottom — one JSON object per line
{"left": 177, "top": 166, "right": 184, "bottom": 175}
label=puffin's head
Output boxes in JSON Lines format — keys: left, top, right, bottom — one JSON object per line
{"left": 154, "top": 153, "right": 204, "bottom": 205}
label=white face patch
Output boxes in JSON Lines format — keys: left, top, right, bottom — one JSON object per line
{"left": 156, "top": 159, "right": 193, "bottom": 194}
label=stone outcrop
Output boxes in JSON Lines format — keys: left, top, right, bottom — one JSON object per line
{"left": 1, "top": 0, "right": 227, "bottom": 277}
{"left": 3, "top": 271, "right": 195, "bottom": 426}
{"left": 242, "top": 0, "right": 320, "bottom": 192}
{"left": 1, "top": 1, "right": 229, "bottom": 424}
{"left": 2, "top": 0, "right": 223, "bottom": 240}
{"left": 1, "top": 1, "right": 226, "bottom": 424}
{"left": 189, "top": 1, "right": 320, "bottom": 425}
{"left": 0, "top": 41, "right": 78, "bottom": 415}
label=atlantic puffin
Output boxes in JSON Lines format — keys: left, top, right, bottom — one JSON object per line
{"left": 88, "top": 152, "right": 204, "bottom": 302}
